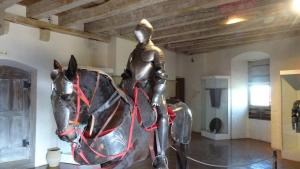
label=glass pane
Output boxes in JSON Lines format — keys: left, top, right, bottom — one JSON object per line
{"left": 249, "top": 84, "right": 271, "bottom": 106}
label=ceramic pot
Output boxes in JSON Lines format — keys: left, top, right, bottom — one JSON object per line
{"left": 46, "top": 147, "right": 61, "bottom": 167}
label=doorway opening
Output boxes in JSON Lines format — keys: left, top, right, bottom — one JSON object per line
{"left": 0, "top": 60, "right": 36, "bottom": 168}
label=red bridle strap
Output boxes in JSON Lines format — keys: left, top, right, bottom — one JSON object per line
{"left": 73, "top": 74, "right": 92, "bottom": 123}
{"left": 57, "top": 128, "right": 75, "bottom": 136}
{"left": 59, "top": 74, "right": 98, "bottom": 135}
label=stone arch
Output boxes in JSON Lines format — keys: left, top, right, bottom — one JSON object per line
{"left": 232, "top": 51, "right": 270, "bottom": 61}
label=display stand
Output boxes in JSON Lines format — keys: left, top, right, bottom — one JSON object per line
{"left": 200, "top": 76, "right": 231, "bottom": 140}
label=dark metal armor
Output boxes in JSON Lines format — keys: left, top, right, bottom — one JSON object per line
{"left": 120, "top": 19, "right": 169, "bottom": 168}
{"left": 169, "top": 102, "right": 192, "bottom": 144}
{"left": 292, "top": 100, "right": 300, "bottom": 133}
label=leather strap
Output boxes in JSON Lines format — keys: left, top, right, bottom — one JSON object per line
{"left": 97, "top": 99, "right": 121, "bottom": 137}
{"left": 73, "top": 73, "right": 100, "bottom": 123}
{"left": 91, "top": 91, "right": 120, "bottom": 116}
{"left": 89, "top": 73, "right": 100, "bottom": 108}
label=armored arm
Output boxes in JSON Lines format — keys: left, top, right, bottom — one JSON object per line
{"left": 152, "top": 49, "right": 168, "bottom": 106}
{"left": 121, "top": 52, "right": 133, "bottom": 80}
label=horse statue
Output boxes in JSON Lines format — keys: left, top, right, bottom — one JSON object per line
{"left": 50, "top": 55, "right": 192, "bottom": 169}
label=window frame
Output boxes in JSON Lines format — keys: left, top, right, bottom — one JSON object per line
{"left": 248, "top": 59, "right": 271, "bottom": 121}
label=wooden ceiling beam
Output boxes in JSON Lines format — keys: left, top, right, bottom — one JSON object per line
{"left": 4, "top": 12, "right": 109, "bottom": 42}
{"left": 27, "top": 0, "right": 98, "bottom": 19}
{"left": 167, "top": 21, "right": 300, "bottom": 49}
{"left": 0, "top": 0, "right": 20, "bottom": 35}
{"left": 84, "top": 0, "right": 239, "bottom": 33}
{"left": 117, "top": 0, "right": 281, "bottom": 36}
{"left": 153, "top": 12, "right": 298, "bottom": 45}
{"left": 118, "top": 10, "right": 222, "bottom": 36}
{"left": 184, "top": 30, "right": 300, "bottom": 55}
{"left": 0, "top": 0, "right": 22, "bottom": 9}
{"left": 152, "top": 17, "right": 224, "bottom": 39}
{"left": 175, "top": 29, "right": 300, "bottom": 52}
{"left": 152, "top": 2, "right": 287, "bottom": 40}
{"left": 58, "top": 0, "right": 167, "bottom": 26}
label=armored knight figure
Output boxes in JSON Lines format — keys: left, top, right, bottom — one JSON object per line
{"left": 120, "top": 19, "right": 169, "bottom": 169}
{"left": 292, "top": 100, "right": 300, "bottom": 133}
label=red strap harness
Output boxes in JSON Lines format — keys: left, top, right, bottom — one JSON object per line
{"left": 58, "top": 75, "right": 176, "bottom": 168}
{"left": 73, "top": 74, "right": 91, "bottom": 123}
{"left": 135, "top": 87, "right": 176, "bottom": 132}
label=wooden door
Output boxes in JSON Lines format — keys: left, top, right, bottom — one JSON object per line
{"left": 176, "top": 78, "right": 185, "bottom": 102}
{"left": 0, "top": 79, "right": 31, "bottom": 163}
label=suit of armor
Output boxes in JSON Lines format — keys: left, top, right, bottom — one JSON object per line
{"left": 292, "top": 100, "right": 300, "bottom": 133}
{"left": 120, "top": 19, "right": 169, "bottom": 168}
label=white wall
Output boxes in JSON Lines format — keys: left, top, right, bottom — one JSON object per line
{"left": 0, "top": 21, "right": 108, "bottom": 167}
{"left": 179, "top": 35, "right": 300, "bottom": 150}
{"left": 175, "top": 53, "right": 187, "bottom": 78}
{"left": 89, "top": 41, "right": 109, "bottom": 68}
{"left": 114, "top": 37, "right": 136, "bottom": 76}
{"left": 231, "top": 57, "right": 248, "bottom": 139}
{"left": 163, "top": 49, "right": 177, "bottom": 80}
{"left": 176, "top": 56, "right": 205, "bottom": 132}
{"left": 247, "top": 119, "right": 271, "bottom": 142}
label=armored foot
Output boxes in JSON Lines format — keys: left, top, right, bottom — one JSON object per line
{"left": 152, "top": 155, "right": 169, "bottom": 169}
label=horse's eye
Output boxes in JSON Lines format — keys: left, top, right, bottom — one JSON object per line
{"left": 61, "top": 94, "right": 72, "bottom": 101}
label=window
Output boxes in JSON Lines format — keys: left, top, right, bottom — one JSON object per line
{"left": 249, "top": 84, "right": 271, "bottom": 107}
{"left": 248, "top": 59, "right": 271, "bottom": 120}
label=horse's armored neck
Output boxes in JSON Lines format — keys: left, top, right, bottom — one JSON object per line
{"left": 78, "top": 69, "right": 116, "bottom": 112}
{"left": 77, "top": 69, "right": 125, "bottom": 135}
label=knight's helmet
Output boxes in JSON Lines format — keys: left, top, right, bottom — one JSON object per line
{"left": 134, "top": 19, "right": 153, "bottom": 44}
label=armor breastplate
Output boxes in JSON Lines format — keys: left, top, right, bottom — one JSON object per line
{"left": 129, "top": 49, "right": 155, "bottom": 81}
{"left": 79, "top": 113, "right": 133, "bottom": 164}
{"left": 78, "top": 109, "right": 148, "bottom": 165}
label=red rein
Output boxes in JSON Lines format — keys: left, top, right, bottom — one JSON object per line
{"left": 73, "top": 74, "right": 90, "bottom": 124}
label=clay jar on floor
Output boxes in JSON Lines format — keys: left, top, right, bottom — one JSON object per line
{"left": 46, "top": 147, "right": 61, "bottom": 167}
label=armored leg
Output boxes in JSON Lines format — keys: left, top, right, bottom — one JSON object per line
{"left": 153, "top": 101, "right": 169, "bottom": 169}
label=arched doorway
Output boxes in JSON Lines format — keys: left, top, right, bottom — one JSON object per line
{"left": 231, "top": 51, "right": 271, "bottom": 141}
{"left": 0, "top": 60, "right": 36, "bottom": 168}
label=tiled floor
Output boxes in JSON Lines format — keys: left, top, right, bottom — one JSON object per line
{"left": 34, "top": 133, "right": 300, "bottom": 169}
